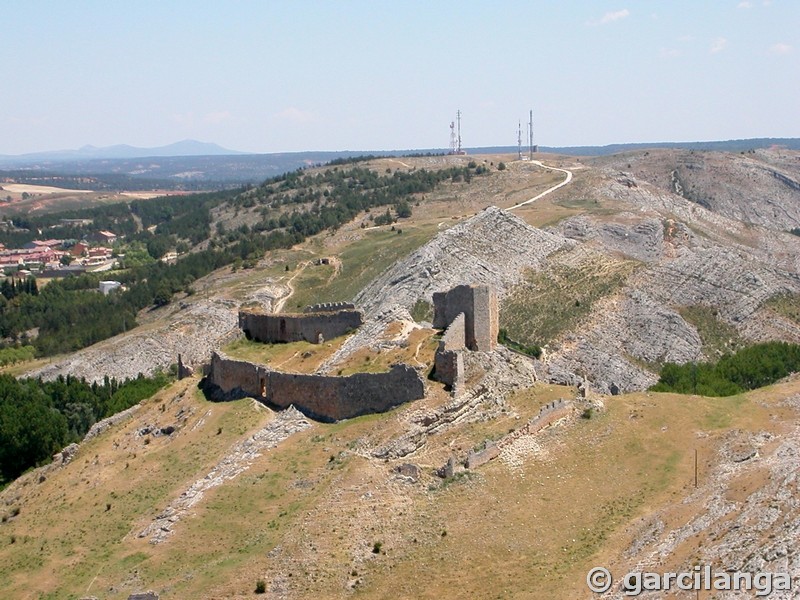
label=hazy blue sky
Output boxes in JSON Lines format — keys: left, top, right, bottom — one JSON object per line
{"left": 2, "top": 1, "right": 798, "bottom": 154}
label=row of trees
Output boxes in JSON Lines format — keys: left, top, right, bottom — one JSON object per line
{"left": 650, "top": 341, "right": 800, "bottom": 396}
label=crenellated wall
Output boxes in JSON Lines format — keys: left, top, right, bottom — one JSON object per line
{"left": 303, "top": 302, "right": 356, "bottom": 313}
{"left": 204, "top": 352, "right": 425, "bottom": 422}
{"left": 466, "top": 399, "right": 573, "bottom": 469}
{"left": 238, "top": 309, "right": 363, "bottom": 345}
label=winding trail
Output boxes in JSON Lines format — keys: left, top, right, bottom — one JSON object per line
{"left": 272, "top": 260, "right": 310, "bottom": 313}
{"left": 508, "top": 160, "right": 574, "bottom": 210}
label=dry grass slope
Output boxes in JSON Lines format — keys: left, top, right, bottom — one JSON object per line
{"left": 1, "top": 371, "right": 799, "bottom": 599}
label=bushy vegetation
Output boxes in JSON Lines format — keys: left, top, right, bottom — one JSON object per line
{"left": 0, "top": 371, "right": 171, "bottom": 485}
{"left": 650, "top": 341, "right": 800, "bottom": 396}
{"left": 497, "top": 328, "right": 541, "bottom": 358}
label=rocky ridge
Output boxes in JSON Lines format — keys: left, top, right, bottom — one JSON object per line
{"left": 604, "top": 413, "right": 800, "bottom": 599}
{"left": 354, "top": 205, "right": 573, "bottom": 316}
{"left": 593, "top": 148, "right": 800, "bottom": 232}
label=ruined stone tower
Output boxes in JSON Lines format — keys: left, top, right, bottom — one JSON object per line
{"left": 432, "top": 284, "right": 499, "bottom": 394}
{"left": 432, "top": 284, "right": 498, "bottom": 351}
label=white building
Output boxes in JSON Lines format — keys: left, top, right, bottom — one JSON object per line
{"left": 99, "top": 280, "right": 122, "bottom": 295}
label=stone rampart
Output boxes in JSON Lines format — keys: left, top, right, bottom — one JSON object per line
{"left": 434, "top": 312, "right": 466, "bottom": 392}
{"left": 239, "top": 308, "right": 362, "bottom": 345}
{"left": 303, "top": 302, "right": 355, "bottom": 313}
{"left": 204, "top": 352, "right": 425, "bottom": 422}
{"left": 466, "top": 441, "right": 500, "bottom": 469}
{"left": 432, "top": 284, "right": 497, "bottom": 351}
{"left": 500, "top": 399, "right": 572, "bottom": 443}
{"left": 464, "top": 399, "right": 573, "bottom": 470}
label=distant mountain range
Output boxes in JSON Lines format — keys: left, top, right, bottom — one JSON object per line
{"left": 0, "top": 139, "right": 243, "bottom": 162}
{"left": 2, "top": 137, "right": 799, "bottom": 165}
{"left": 1, "top": 138, "right": 798, "bottom": 188}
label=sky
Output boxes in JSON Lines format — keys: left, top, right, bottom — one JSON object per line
{"left": 1, "top": 1, "right": 798, "bottom": 155}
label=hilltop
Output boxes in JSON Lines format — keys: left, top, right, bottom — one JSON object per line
{"left": 2, "top": 147, "right": 800, "bottom": 598}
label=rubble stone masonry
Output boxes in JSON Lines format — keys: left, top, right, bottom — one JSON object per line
{"left": 204, "top": 352, "right": 425, "bottom": 422}
{"left": 432, "top": 284, "right": 497, "bottom": 351}
{"left": 434, "top": 312, "right": 466, "bottom": 392}
{"left": 238, "top": 308, "right": 363, "bottom": 345}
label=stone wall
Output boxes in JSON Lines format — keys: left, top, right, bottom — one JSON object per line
{"left": 238, "top": 308, "right": 363, "bottom": 345}
{"left": 433, "top": 312, "right": 466, "bottom": 392}
{"left": 465, "top": 399, "right": 573, "bottom": 470}
{"left": 502, "top": 399, "right": 572, "bottom": 441}
{"left": 466, "top": 441, "right": 500, "bottom": 469}
{"left": 303, "top": 302, "right": 355, "bottom": 313}
{"left": 432, "top": 284, "right": 497, "bottom": 351}
{"left": 204, "top": 352, "right": 425, "bottom": 422}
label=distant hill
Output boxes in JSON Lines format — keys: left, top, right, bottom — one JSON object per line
{"left": 0, "top": 139, "right": 243, "bottom": 162}
{"left": 1, "top": 138, "right": 798, "bottom": 187}
{"left": 472, "top": 137, "right": 800, "bottom": 156}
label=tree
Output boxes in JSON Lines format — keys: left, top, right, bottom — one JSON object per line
{"left": 146, "top": 235, "right": 170, "bottom": 260}
{"left": 60, "top": 254, "right": 73, "bottom": 266}
{"left": 395, "top": 200, "right": 412, "bottom": 219}
{"left": 153, "top": 283, "right": 172, "bottom": 307}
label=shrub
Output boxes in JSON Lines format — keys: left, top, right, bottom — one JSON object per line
{"left": 255, "top": 579, "right": 266, "bottom": 594}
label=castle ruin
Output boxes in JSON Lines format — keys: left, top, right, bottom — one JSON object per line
{"left": 239, "top": 307, "right": 363, "bottom": 345}
{"left": 432, "top": 284, "right": 499, "bottom": 393}
{"left": 204, "top": 284, "right": 500, "bottom": 420}
{"left": 204, "top": 352, "right": 424, "bottom": 422}
{"left": 204, "top": 302, "right": 423, "bottom": 422}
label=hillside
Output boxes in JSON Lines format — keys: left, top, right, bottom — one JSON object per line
{"left": 25, "top": 149, "right": 800, "bottom": 392}
{"left": 4, "top": 148, "right": 800, "bottom": 598}
{"left": 3, "top": 369, "right": 800, "bottom": 598}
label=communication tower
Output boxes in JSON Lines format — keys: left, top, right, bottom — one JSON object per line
{"left": 517, "top": 121, "right": 522, "bottom": 160}
{"left": 449, "top": 110, "right": 466, "bottom": 155}
{"left": 528, "top": 110, "right": 533, "bottom": 158}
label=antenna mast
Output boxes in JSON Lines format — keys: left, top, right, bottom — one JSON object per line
{"left": 456, "top": 109, "right": 463, "bottom": 154}
{"left": 517, "top": 121, "right": 522, "bottom": 160}
{"left": 449, "top": 120, "right": 457, "bottom": 154}
{"left": 529, "top": 109, "right": 534, "bottom": 158}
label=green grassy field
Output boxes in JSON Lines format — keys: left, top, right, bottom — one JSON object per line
{"left": 287, "top": 223, "right": 439, "bottom": 308}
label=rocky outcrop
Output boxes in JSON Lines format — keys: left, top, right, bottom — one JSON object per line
{"left": 594, "top": 148, "right": 800, "bottom": 232}
{"left": 373, "top": 347, "right": 537, "bottom": 458}
{"left": 355, "top": 206, "right": 573, "bottom": 316}
{"left": 27, "top": 298, "right": 240, "bottom": 383}
{"left": 559, "top": 215, "right": 670, "bottom": 263}
{"left": 613, "top": 421, "right": 800, "bottom": 600}
{"left": 137, "top": 406, "right": 311, "bottom": 544}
